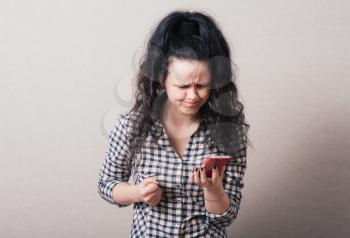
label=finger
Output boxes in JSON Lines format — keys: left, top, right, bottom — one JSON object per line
{"left": 152, "top": 197, "right": 161, "bottom": 207}
{"left": 143, "top": 183, "right": 160, "bottom": 195}
{"left": 193, "top": 168, "right": 202, "bottom": 186}
{"left": 211, "top": 165, "right": 219, "bottom": 182}
{"left": 145, "top": 190, "right": 160, "bottom": 205}
{"left": 199, "top": 167, "right": 209, "bottom": 186}
{"left": 143, "top": 193, "right": 153, "bottom": 204}
{"left": 150, "top": 190, "right": 162, "bottom": 206}
{"left": 219, "top": 165, "right": 226, "bottom": 178}
{"left": 148, "top": 196, "right": 157, "bottom": 207}
{"left": 155, "top": 190, "right": 162, "bottom": 204}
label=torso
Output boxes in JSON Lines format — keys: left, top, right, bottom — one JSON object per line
{"left": 168, "top": 136, "right": 189, "bottom": 158}
{"left": 163, "top": 121, "right": 199, "bottom": 158}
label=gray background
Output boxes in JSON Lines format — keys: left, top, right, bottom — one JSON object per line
{"left": 1, "top": 0, "right": 349, "bottom": 237}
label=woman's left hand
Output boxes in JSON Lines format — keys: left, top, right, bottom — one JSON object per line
{"left": 189, "top": 165, "right": 226, "bottom": 193}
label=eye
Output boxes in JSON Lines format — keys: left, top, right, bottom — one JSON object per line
{"left": 176, "top": 84, "right": 209, "bottom": 89}
{"left": 196, "top": 84, "right": 208, "bottom": 89}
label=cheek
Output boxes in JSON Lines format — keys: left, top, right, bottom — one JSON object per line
{"left": 167, "top": 89, "right": 186, "bottom": 101}
{"left": 173, "top": 90, "right": 186, "bottom": 100}
{"left": 199, "top": 89, "right": 211, "bottom": 100}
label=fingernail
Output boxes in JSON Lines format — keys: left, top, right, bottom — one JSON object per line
{"left": 200, "top": 168, "right": 204, "bottom": 172}
{"left": 195, "top": 168, "right": 199, "bottom": 172}
{"left": 213, "top": 165, "right": 217, "bottom": 170}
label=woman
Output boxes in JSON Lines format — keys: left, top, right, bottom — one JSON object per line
{"left": 98, "top": 10, "right": 250, "bottom": 237}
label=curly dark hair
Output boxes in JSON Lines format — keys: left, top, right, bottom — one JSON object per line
{"left": 128, "top": 10, "right": 251, "bottom": 163}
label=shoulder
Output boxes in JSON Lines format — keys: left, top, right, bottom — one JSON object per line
{"left": 119, "top": 108, "right": 142, "bottom": 126}
{"left": 107, "top": 109, "right": 142, "bottom": 146}
{"left": 112, "top": 108, "right": 143, "bottom": 135}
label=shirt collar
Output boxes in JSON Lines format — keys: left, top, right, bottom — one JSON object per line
{"left": 153, "top": 117, "right": 208, "bottom": 135}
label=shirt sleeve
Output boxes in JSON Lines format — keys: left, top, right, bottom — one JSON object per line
{"left": 97, "top": 113, "right": 133, "bottom": 207}
{"left": 205, "top": 148, "right": 247, "bottom": 227}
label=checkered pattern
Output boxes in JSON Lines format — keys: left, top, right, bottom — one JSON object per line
{"left": 98, "top": 109, "right": 247, "bottom": 238}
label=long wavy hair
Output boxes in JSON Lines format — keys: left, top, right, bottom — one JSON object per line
{"left": 128, "top": 10, "right": 251, "bottom": 163}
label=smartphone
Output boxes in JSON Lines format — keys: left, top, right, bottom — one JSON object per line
{"left": 202, "top": 156, "right": 231, "bottom": 178}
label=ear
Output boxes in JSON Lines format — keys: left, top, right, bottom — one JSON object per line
{"left": 157, "top": 82, "right": 166, "bottom": 95}
{"left": 159, "top": 80, "right": 165, "bottom": 88}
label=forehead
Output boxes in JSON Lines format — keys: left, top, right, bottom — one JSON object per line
{"left": 167, "top": 58, "right": 210, "bottom": 83}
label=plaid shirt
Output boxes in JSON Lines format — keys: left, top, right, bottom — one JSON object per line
{"left": 98, "top": 109, "right": 247, "bottom": 237}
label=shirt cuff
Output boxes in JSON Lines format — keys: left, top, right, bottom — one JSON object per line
{"left": 205, "top": 198, "right": 237, "bottom": 226}
{"left": 98, "top": 180, "right": 130, "bottom": 208}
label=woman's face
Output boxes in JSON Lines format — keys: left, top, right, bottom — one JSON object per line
{"left": 163, "top": 58, "right": 211, "bottom": 117}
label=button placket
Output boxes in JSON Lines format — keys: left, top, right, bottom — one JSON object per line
{"left": 177, "top": 161, "right": 183, "bottom": 204}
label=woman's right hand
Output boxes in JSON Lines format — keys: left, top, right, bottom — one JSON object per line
{"left": 136, "top": 177, "right": 162, "bottom": 207}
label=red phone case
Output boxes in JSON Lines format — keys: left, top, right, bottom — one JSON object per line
{"left": 202, "top": 156, "right": 231, "bottom": 177}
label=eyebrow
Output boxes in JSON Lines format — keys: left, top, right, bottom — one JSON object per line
{"left": 174, "top": 82, "right": 209, "bottom": 86}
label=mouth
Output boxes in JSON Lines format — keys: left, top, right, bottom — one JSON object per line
{"left": 184, "top": 101, "right": 200, "bottom": 108}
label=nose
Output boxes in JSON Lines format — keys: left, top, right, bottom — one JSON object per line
{"left": 187, "top": 86, "right": 199, "bottom": 101}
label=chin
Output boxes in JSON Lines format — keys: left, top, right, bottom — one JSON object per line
{"left": 180, "top": 106, "right": 200, "bottom": 115}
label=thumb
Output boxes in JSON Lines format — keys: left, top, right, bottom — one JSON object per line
{"left": 143, "top": 176, "right": 159, "bottom": 185}
{"left": 219, "top": 165, "right": 226, "bottom": 177}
